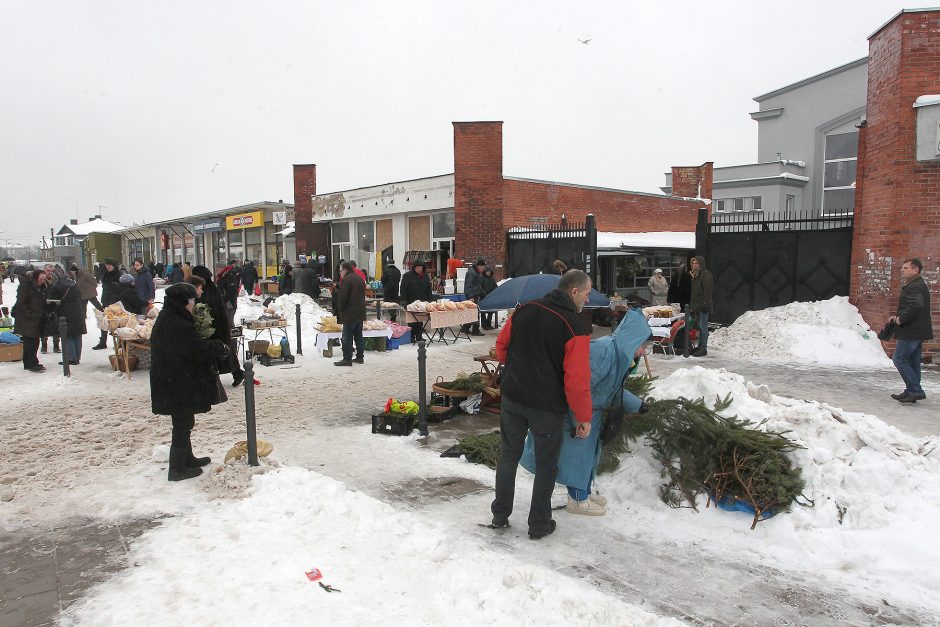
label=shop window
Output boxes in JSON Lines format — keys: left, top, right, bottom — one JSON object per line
{"left": 432, "top": 211, "right": 455, "bottom": 238}
{"left": 331, "top": 221, "right": 350, "bottom": 244}
{"left": 357, "top": 220, "right": 375, "bottom": 253}
{"left": 823, "top": 131, "right": 857, "bottom": 215}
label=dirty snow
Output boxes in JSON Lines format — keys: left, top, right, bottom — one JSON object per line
{"left": 708, "top": 296, "right": 893, "bottom": 368}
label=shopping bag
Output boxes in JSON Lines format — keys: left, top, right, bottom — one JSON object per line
{"left": 254, "top": 284, "right": 262, "bottom": 296}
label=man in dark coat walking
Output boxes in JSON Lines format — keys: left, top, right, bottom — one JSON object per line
{"left": 688, "top": 255, "right": 713, "bottom": 357}
{"left": 150, "top": 282, "right": 229, "bottom": 481}
{"left": 461, "top": 258, "right": 487, "bottom": 336}
{"left": 241, "top": 261, "right": 260, "bottom": 296}
{"left": 279, "top": 260, "right": 294, "bottom": 295}
{"left": 334, "top": 261, "right": 366, "bottom": 366}
{"left": 889, "top": 258, "right": 934, "bottom": 403}
{"left": 399, "top": 262, "right": 432, "bottom": 343}
{"left": 381, "top": 262, "right": 401, "bottom": 321}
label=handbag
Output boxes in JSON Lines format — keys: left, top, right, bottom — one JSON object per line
{"left": 877, "top": 320, "right": 896, "bottom": 341}
{"left": 599, "top": 372, "right": 629, "bottom": 446}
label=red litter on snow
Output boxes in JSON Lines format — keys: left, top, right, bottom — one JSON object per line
{"left": 305, "top": 568, "right": 323, "bottom": 582}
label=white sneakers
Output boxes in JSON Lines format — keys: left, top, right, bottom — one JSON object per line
{"left": 566, "top": 495, "right": 606, "bottom": 516}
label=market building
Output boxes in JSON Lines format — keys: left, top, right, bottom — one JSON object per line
{"left": 292, "top": 122, "right": 709, "bottom": 291}
{"left": 116, "top": 201, "right": 294, "bottom": 279}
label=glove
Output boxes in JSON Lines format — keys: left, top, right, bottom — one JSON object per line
{"left": 211, "top": 340, "right": 230, "bottom": 361}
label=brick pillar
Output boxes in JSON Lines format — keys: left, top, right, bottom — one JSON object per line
{"left": 293, "top": 164, "right": 330, "bottom": 264}
{"left": 671, "top": 162, "right": 714, "bottom": 203}
{"left": 851, "top": 9, "right": 940, "bottom": 358}
{"left": 453, "top": 121, "right": 505, "bottom": 277}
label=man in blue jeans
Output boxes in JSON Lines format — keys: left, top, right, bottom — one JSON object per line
{"left": 334, "top": 261, "right": 366, "bottom": 367}
{"left": 889, "top": 258, "right": 933, "bottom": 403}
{"left": 689, "top": 255, "right": 713, "bottom": 357}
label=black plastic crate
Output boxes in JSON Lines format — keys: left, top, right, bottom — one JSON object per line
{"left": 371, "top": 413, "right": 415, "bottom": 436}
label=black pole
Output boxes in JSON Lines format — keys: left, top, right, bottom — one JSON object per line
{"left": 682, "top": 305, "right": 691, "bottom": 358}
{"left": 376, "top": 300, "right": 382, "bottom": 321}
{"left": 417, "top": 340, "right": 428, "bottom": 436}
{"left": 294, "top": 303, "right": 302, "bottom": 356}
{"left": 58, "top": 316, "right": 70, "bottom": 377}
{"left": 244, "top": 360, "right": 259, "bottom": 466}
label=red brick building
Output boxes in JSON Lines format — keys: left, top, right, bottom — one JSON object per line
{"left": 852, "top": 8, "right": 940, "bottom": 357}
{"left": 294, "top": 121, "right": 708, "bottom": 283}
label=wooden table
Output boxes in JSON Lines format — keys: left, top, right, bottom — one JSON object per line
{"left": 111, "top": 334, "right": 150, "bottom": 380}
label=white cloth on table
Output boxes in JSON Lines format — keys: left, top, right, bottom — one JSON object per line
{"left": 404, "top": 309, "right": 478, "bottom": 330}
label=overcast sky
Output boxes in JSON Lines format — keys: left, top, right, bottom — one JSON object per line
{"left": 0, "top": 0, "right": 914, "bottom": 246}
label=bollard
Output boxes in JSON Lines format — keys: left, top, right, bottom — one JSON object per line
{"left": 682, "top": 305, "right": 691, "bottom": 358}
{"left": 243, "top": 360, "right": 259, "bottom": 466}
{"left": 295, "top": 303, "right": 303, "bottom": 356}
{"left": 58, "top": 316, "right": 70, "bottom": 377}
{"left": 417, "top": 340, "right": 428, "bottom": 436}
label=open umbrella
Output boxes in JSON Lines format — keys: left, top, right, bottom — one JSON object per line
{"left": 478, "top": 274, "right": 610, "bottom": 311}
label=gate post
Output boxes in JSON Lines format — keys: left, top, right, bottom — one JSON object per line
{"left": 586, "top": 214, "right": 597, "bottom": 287}
{"left": 695, "top": 207, "right": 709, "bottom": 258}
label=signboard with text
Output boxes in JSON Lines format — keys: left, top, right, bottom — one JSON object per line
{"left": 192, "top": 218, "right": 225, "bottom": 233}
{"left": 225, "top": 211, "right": 263, "bottom": 230}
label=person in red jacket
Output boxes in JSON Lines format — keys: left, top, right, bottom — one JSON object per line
{"left": 490, "top": 269, "right": 593, "bottom": 540}
{"left": 349, "top": 259, "right": 367, "bottom": 283}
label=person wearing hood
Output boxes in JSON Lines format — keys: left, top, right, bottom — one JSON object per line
{"left": 13, "top": 269, "right": 49, "bottom": 372}
{"left": 92, "top": 258, "right": 122, "bottom": 350}
{"left": 688, "top": 255, "right": 714, "bottom": 357}
{"left": 115, "top": 274, "right": 147, "bottom": 315}
{"left": 191, "top": 265, "right": 247, "bottom": 387}
{"left": 150, "top": 282, "right": 230, "bottom": 481}
{"left": 520, "top": 308, "right": 651, "bottom": 516}
{"left": 490, "top": 270, "right": 594, "bottom": 540}
{"left": 399, "top": 262, "right": 432, "bottom": 343}
{"left": 132, "top": 257, "right": 155, "bottom": 303}
{"left": 46, "top": 267, "right": 87, "bottom": 365}
{"left": 479, "top": 267, "right": 498, "bottom": 330}
{"left": 71, "top": 263, "right": 103, "bottom": 315}
{"left": 381, "top": 262, "right": 401, "bottom": 321}
{"left": 279, "top": 260, "right": 294, "bottom": 295}
{"left": 889, "top": 258, "right": 933, "bottom": 403}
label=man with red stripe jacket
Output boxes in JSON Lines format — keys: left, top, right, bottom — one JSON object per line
{"left": 490, "top": 270, "right": 594, "bottom": 540}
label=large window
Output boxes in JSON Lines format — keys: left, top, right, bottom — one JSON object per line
{"left": 357, "top": 220, "right": 375, "bottom": 253}
{"left": 432, "top": 211, "right": 455, "bottom": 238}
{"left": 823, "top": 131, "right": 857, "bottom": 215}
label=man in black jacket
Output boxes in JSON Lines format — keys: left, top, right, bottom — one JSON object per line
{"left": 381, "top": 262, "right": 401, "bottom": 322}
{"left": 400, "top": 262, "right": 432, "bottom": 343}
{"left": 92, "top": 258, "right": 122, "bottom": 350}
{"left": 688, "top": 255, "right": 713, "bottom": 357}
{"left": 490, "top": 270, "right": 594, "bottom": 540}
{"left": 335, "top": 261, "right": 366, "bottom": 366}
{"left": 890, "top": 258, "right": 933, "bottom": 403}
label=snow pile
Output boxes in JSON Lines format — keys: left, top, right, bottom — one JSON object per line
{"left": 708, "top": 296, "right": 892, "bottom": 368}
{"left": 62, "top": 467, "right": 678, "bottom": 626}
{"left": 270, "top": 292, "right": 329, "bottom": 325}
{"left": 600, "top": 366, "right": 940, "bottom": 611}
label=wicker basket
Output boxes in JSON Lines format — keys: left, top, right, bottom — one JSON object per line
{"left": 247, "top": 340, "right": 270, "bottom": 355}
{"left": 108, "top": 354, "right": 139, "bottom": 372}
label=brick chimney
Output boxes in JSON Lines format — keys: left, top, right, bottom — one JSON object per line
{"left": 453, "top": 121, "right": 505, "bottom": 275}
{"left": 670, "top": 162, "right": 713, "bottom": 200}
{"left": 292, "top": 164, "right": 329, "bottom": 263}
{"left": 851, "top": 9, "right": 940, "bottom": 358}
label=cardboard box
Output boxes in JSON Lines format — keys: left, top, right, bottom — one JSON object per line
{"left": 0, "top": 343, "right": 24, "bottom": 362}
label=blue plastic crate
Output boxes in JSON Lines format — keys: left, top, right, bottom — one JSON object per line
{"left": 387, "top": 337, "right": 401, "bottom": 350}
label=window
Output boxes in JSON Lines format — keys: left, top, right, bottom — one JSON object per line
{"left": 751, "top": 196, "right": 762, "bottom": 211}
{"left": 714, "top": 199, "right": 727, "bottom": 212}
{"left": 823, "top": 131, "right": 857, "bottom": 215}
{"left": 432, "top": 211, "right": 455, "bottom": 238}
{"left": 331, "top": 221, "right": 350, "bottom": 244}
{"left": 785, "top": 194, "right": 795, "bottom": 215}
{"left": 357, "top": 220, "right": 375, "bottom": 253}
{"left": 733, "top": 198, "right": 745, "bottom": 212}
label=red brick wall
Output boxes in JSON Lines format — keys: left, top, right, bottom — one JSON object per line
{"left": 851, "top": 10, "right": 940, "bottom": 358}
{"left": 292, "top": 164, "right": 330, "bottom": 263}
{"left": 453, "top": 122, "right": 505, "bottom": 269}
{"left": 502, "top": 179, "right": 703, "bottom": 233}
{"left": 671, "top": 162, "right": 714, "bottom": 200}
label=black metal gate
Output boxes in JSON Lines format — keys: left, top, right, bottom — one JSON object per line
{"left": 696, "top": 209, "right": 854, "bottom": 325}
{"left": 506, "top": 215, "right": 597, "bottom": 279}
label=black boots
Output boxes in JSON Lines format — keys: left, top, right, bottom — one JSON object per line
{"left": 92, "top": 331, "right": 108, "bottom": 350}
{"left": 168, "top": 446, "right": 203, "bottom": 481}
{"left": 186, "top": 443, "right": 211, "bottom": 468}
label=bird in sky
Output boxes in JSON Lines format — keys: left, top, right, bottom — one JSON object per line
{"left": 578, "top": 37, "right": 591, "bottom": 45}
{"left": 211, "top": 163, "right": 220, "bottom": 173}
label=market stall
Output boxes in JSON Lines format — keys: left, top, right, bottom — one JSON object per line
{"left": 96, "top": 303, "right": 157, "bottom": 380}
{"left": 312, "top": 317, "right": 393, "bottom": 358}
{"left": 404, "top": 300, "right": 478, "bottom": 345}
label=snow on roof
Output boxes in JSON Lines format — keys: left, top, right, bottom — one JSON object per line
{"left": 914, "top": 94, "right": 940, "bottom": 108}
{"left": 69, "top": 218, "right": 125, "bottom": 236}
{"left": 275, "top": 221, "right": 295, "bottom": 237}
{"left": 597, "top": 231, "right": 695, "bottom": 250}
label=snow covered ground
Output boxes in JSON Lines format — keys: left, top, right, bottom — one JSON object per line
{"left": 1, "top": 280, "right": 938, "bottom": 625}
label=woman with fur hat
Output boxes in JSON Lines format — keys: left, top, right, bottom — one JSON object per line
{"left": 150, "top": 282, "right": 230, "bottom": 481}
{"left": 13, "top": 269, "right": 49, "bottom": 372}
{"left": 114, "top": 273, "right": 147, "bottom": 315}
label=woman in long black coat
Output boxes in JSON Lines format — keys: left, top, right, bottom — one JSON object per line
{"left": 46, "top": 270, "right": 87, "bottom": 365}
{"left": 399, "top": 262, "right": 433, "bottom": 343}
{"left": 150, "top": 282, "right": 229, "bottom": 481}
{"left": 92, "top": 259, "right": 122, "bottom": 350}
{"left": 191, "top": 265, "right": 245, "bottom": 386}
{"left": 12, "top": 270, "right": 48, "bottom": 372}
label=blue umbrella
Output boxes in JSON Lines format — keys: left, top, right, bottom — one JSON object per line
{"left": 478, "top": 274, "right": 610, "bottom": 311}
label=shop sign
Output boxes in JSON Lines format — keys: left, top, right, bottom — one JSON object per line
{"left": 272, "top": 211, "right": 287, "bottom": 225}
{"left": 225, "top": 211, "right": 263, "bottom": 230}
{"left": 192, "top": 218, "right": 225, "bottom": 233}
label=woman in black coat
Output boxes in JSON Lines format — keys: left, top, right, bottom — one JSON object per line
{"left": 279, "top": 261, "right": 294, "bottom": 295}
{"left": 115, "top": 274, "right": 148, "bottom": 315}
{"left": 150, "top": 282, "right": 230, "bottom": 481}
{"left": 12, "top": 270, "right": 48, "bottom": 372}
{"left": 92, "top": 259, "right": 122, "bottom": 350}
{"left": 399, "top": 262, "right": 433, "bottom": 343}
{"left": 46, "top": 270, "right": 87, "bottom": 365}
{"left": 479, "top": 267, "right": 498, "bottom": 330}
{"left": 191, "top": 265, "right": 245, "bottom": 386}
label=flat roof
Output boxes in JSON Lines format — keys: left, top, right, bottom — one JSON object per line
{"left": 504, "top": 176, "right": 694, "bottom": 201}
{"left": 115, "top": 201, "right": 293, "bottom": 233}
{"left": 753, "top": 57, "right": 868, "bottom": 102}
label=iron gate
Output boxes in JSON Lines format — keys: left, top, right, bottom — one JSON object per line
{"left": 696, "top": 209, "right": 854, "bottom": 325}
{"left": 506, "top": 215, "right": 597, "bottom": 279}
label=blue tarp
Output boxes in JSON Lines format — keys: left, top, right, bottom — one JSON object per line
{"left": 478, "top": 274, "right": 610, "bottom": 311}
